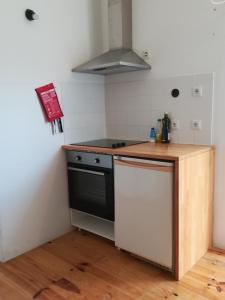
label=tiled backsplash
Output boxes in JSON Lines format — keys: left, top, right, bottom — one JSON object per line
{"left": 105, "top": 73, "right": 213, "bottom": 145}
{"left": 61, "top": 76, "right": 106, "bottom": 144}
{"left": 61, "top": 73, "right": 213, "bottom": 146}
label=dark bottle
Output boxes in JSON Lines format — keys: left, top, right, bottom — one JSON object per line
{"left": 161, "top": 113, "right": 171, "bottom": 144}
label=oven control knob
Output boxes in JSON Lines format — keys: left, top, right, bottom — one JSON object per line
{"left": 94, "top": 158, "right": 100, "bottom": 164}
{"left": 75, "top": 156, "right": 82, "bottom": 161}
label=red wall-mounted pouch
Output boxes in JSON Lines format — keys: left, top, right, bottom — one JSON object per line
{"left": 35, "top": 83, "right": 64, "bottom": 134}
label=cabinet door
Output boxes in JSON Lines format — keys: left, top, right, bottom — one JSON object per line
{"left": 114, "top": 157, "right": 173, "bottom": 269}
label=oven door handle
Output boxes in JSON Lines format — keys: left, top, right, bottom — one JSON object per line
{"left": 67, "top": 167, "right": 105, "bottom": 176}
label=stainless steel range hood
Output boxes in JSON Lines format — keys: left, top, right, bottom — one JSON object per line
{"left": 72, "top": 0, "right": 151, "bottom": 75}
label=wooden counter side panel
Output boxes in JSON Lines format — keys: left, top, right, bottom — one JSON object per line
{"left": 177, "top": 149, "right": 214, "bottom": 280}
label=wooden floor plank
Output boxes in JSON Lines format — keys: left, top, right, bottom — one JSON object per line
{"left": 0, "top": 230, "right": 225, "bottom": 300}
{"left": 0, "top": 272, "right": 31, "bottom": 300}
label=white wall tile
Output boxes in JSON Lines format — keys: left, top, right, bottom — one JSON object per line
{"left": 105, "top": 73, "right": 213, "bottom": 145}
{"left": 61, "top": 81, "right": 106, "bottom": 144}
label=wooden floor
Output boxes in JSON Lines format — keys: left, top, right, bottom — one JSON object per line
{"left": 0, "top": 231, "right": 225, "bottom": 299}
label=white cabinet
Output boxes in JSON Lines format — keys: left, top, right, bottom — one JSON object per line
{"left": 114, "top": 156, "right": 173, "bottom": 269}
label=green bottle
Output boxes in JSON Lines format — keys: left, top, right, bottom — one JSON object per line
{"left": 161, "top": 113, "right": 171, "bottom": 144}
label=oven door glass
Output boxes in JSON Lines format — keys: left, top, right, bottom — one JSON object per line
{"left": 68, "top": 166, "right": 114, "bottom": 221}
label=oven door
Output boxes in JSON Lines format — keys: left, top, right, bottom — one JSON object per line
{"left": 67, "top": 164, "right": 114, "bottom": 221}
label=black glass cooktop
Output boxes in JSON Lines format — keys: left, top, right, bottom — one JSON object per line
{"left": 71, "top": 139, "right": 146, "bottom": 149}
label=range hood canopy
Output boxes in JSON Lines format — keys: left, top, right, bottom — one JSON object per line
{"left": 73, "top": 48, "right": 150, "bottom": 75}
{"left": 72, "top": 0, "right": 151, "bottom": 75}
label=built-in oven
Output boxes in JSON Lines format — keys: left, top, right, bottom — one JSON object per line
{"left": 66, "top": 151, "right": 114, "bottom": 221}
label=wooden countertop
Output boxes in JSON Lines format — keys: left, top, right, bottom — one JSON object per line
{"left": 62, "top": 142, "right": 214, "bottom": 161}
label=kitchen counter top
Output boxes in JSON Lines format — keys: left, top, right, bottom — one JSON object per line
{"left": 62, "top": 142, "right": 214, "bottom": 161}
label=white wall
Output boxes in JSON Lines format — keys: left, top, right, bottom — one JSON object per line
{"left": 1, "top": 0, "right": 225, "bottom": 260}
{"left": 0, "top": 0, "right": 106, "bottom": 261}
{"left": 106, "top": 0, "right": 225, "bottom": 249}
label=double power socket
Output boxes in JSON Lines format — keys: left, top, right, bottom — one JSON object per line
{"left": 172, "top": 120, "right": 202, "bottom": 131}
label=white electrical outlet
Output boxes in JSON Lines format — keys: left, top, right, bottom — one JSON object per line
{"left": 171, "top": 120, "right": 180, "bottom": 129}
{"left": 192, "top": 86, "right": 203, "bottom": 97}
{"left": 192, "top": 120, "right": 202, "bottom": 130}
{"left": 142, "top": 50, "right": 151, "bottom": 60}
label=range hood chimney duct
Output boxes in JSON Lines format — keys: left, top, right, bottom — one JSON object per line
{"left": 72, "top": 0, "right": 151, "bottom": 75}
